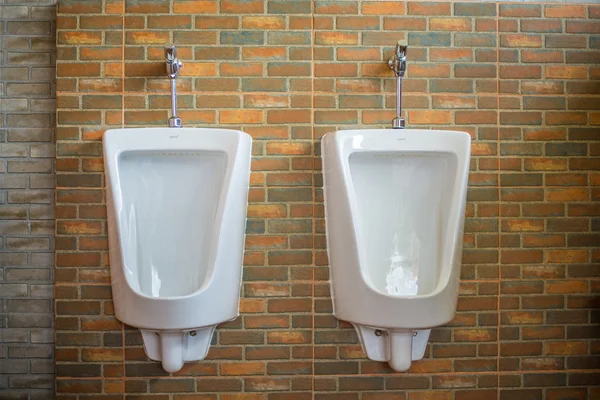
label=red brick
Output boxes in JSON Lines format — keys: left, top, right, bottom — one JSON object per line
{"left": 408, "top": 2, "right": 451, "bottom": 16}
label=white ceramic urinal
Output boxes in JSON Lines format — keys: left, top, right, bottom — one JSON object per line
{"left": 322, "top": 129, "right": 471, "bottom": 372}
{"left": 103, "top": 128, "right": 252, "bottom": 373}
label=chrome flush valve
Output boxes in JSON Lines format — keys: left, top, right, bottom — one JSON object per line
{"left": 165, "top": 43, "right": 183, "bottom": 79}
{"left": 165, "top": 44, "right": 183, "bottom": 128}
{"left": 388, "top": 40, "right": 407, "bottom": 78}
{"left": 388, "top": 40, "right": 407, "bottom": 129}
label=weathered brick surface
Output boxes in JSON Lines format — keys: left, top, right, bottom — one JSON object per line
{"left": 497, "top": 8, "right": 599, "bottom": 397}
{"left": 0, "top": 1, "right": 56, "bottom": 399}
{"left": 53, "top": 1, "right": 600, "bottom": 399}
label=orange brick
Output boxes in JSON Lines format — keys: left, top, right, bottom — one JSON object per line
{"left": 126, "top": 32, "right": 170, "bottom": 45}
{"left": 244, "top": 94, "right": 289, "bottom": 108}
{"left": 173, "top": 1, "right": 217, "bottom": 14}
{"left": 58, "top": 31, "right": 102, "bottom": 45}
{"left": 242, "top": 47, "right": 286, "bottom": 60}
{"left": 430, "top": 49, "right": 472, "bottom": 62}
{"left": 266, "top": 331, "right": 310, "bottom": 344}
{"left": 455, "top": 329, "right": 496, "bottom": 342}
{"left": 57, "top": 221, "right": 102, "bottom": 235}
{"left": 362, "top": 2, "right": 405, "bottom": 15}
{"left": 267, "top": 110, "right": 311, "bottom": 124}
{"left": 57, "top": 63, "right": 100, "bottom": 77}
{"left": 432, "top": 95, "right": 476, "bottom": 109}
{"left": 408, "top": 64, "right": 451, "bottom": 78}
{"left": 180, "top": 62, "right": 217, "bottom": 76}
{"left": 221, "top": 362, "right": 265, "bottom": 376}
{"left": 501, "top": 34, "right": 542, "bottom": 48}
{"left": 104, "top": 381, "right": 124, "bottom": 394}
{"left": 546, "top": 188, "right": 588, "bottom": 202}
{"left": 385, "top": 17, "right": 427, "bottom": 31}
{"left": 546, "top": 66, "right": 588, "bottom": 80}
{"left": 221, "top": 63, "right": 263, "bottom": 76}
{"left": 243, "top": 250, "right": 265, "bottom": 266}
{"left": 545, "top": 5, "right": 587, "bottom": 18}
{"left": 362, "top": 110, "right": 396, "bottom": 125}
{"left": 549, "top": 248, "right": 587, "bottom": 268}
{"left": 408, "top": 391, "right": 452, "bottom": 400}
{"left": 522, "top": 50, "right": 563, "bottom": 64}
{"left": 545, "top": 341, "right": 587, "bottom": 355}
{"left": 81, "top": 348, "right": 122, "bottom": 362}
{"left": 266, "top": 142, "right": 311, "bottom": 155}
{"left": 408, "top": 2, "right": 450, "bottom": 15}
{"left": 503, "top": 219, "right": 544, "bottom": 232}
{"left": 104, "top": 63, "right": 122, "bottom": 77}
{"left": 337, "top": 48, "right": 380, "bottom": 61}
{"left": 361, "top": 63, "right": 393, "bottom": 77}
{"left": 268, "top": 63, "right": 310, "bottom": 77}
{"left": 195, "top": 16, "right": 238, "bottom": 29}
{"left": 315, "top": 1, "right": 357, "bottom": 14}
{"left": 239, "top": 299, "right": 264, "bottom": 313}
{"left": 219, "top": 110, "right": 264, "bottom": 124}
{"left": 177, "top": 111, "right": 216, "bottom": 124}
{"left": 221, "top": 0, "right": 263, "bottom": 14}
{"left": 429, "top": 18, "right": 472, "bottom": 32}
{"left": 456, "top": 111, "right": 497, "bottom": 125}
{"left": 546, "top": 280, "right": 588, "bottom": 294}
{"left": 80, "top": 47, "right": 121, "bottom": 61}
{"left": 409, "top": 360, "right": 452, "bottom": 374}
{"left": 244, "top": 127, "right": 288, "bottom": 140}
{"left": 523, "top": 234, "right": 565, "bottom": 248}
{"left": 408, "top": 110, "right": 452, "bottom": 125}
{"left": 315, "top": 32, "right": 358, "bottom": 45}
{"left": 502, "top": 311, "right": 543, "bottom": 325}
{"left": 222, "top": 394, "right": 263, "bottom": 400}
{"left": 524, "top": 158, "right": 567, "bottom": 171}
{"left": 245, "top": 236, "right": 287, "bottom": 249}
{"left": 242, "top": 16, "right": 285, "bottom": 29}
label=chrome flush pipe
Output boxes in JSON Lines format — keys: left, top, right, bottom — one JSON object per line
{"left": 388, "top": 40, "right": 407, "bottom": 129}
{"left": 165, "top": 43, "right": 183, "bottom": 128}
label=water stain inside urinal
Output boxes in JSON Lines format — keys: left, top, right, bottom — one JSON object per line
{"left": 385, "top": 233, "right": 420, "bottom": 296}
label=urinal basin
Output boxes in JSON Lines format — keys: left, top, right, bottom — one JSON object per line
{"left": 322, "top": 129, "right": 471, "bottom": 371}
{"left": 104, "top": 128, "right": 252, "bottom": 372}
{"left": 322, "top": 129, "right": 470, "bottom": 329}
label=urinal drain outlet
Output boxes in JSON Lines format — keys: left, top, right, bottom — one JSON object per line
{"left": 373, "top": 330, "right": 418, "bottom": 337}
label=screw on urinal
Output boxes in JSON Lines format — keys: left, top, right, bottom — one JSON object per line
{"left": 374, "top": 329, "right": 384, "bottom": 337}
{"left": 413, "top": 332, "right": 417, "bottom": 337}
{"left": 190, "top": 331, "right": 197, "bottom": 337}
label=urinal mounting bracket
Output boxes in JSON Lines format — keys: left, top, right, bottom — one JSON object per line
{"left": 388, "top": 40, "right": 407, "bottom": 130}
{"left": 165, "top": 43, "right": 183, "bottom": 128}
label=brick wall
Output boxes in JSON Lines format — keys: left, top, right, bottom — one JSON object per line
{"left": 0, "top": 1, "right": 57, "bottom": 399}
{"left": 54, "top": 1, "right": 599, "bottom": 399}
